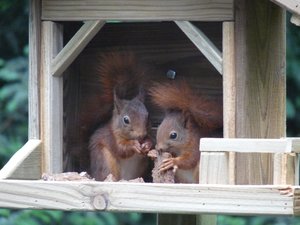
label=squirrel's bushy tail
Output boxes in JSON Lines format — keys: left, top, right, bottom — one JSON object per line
{"left": 149, "top": 80, "right": 222, "bottom": 129}
{"left": 97, "top": 51, "right": 147, "bottom": 104}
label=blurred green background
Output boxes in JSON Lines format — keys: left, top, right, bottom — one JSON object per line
{"left": 0, "top": 0, "right": 300, "bottom": 224}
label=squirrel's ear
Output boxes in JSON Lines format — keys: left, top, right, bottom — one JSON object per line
{"left": 179, "top": 111, "right": 192, "bottom": 129}
{"left": 135, "top": 87, "right": 145, "bottom": 102}
{"left": 114, "top": 89, "right": 123, "bottom": 113}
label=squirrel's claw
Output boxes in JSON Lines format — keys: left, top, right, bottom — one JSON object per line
{"left": 147, "top": 149, "right": 158, "bottom": 159}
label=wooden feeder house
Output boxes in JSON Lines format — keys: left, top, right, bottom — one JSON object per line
{"left": 1, "top": 0, "right": 300, "bottom": 224}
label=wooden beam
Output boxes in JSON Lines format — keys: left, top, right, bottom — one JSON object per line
{"left": 200, "top": 138, "right": 300, "bottom": 153}
{"left": 51, "top": 20, "right": 105, "bottom": 77}
{"left": 175, "top": 21, "right": 222, "bottom": 75}
{"left": 29, "top": 0, "right": 41, "bottom": 139}
{"left": 40, "top": 21, "right": 64, "bottom": 173}
{"left": 234, "top": 0, "right": 286, "bottom": 185}
{"left": 270, "top": 0, "right": 300, "bottom": 16}
{"left": 0, "top": 181, "right": 297, "bottom": 215}
{"left": 41, "top": 0, "right": 234, "bottom": 22}
{"left": 223, "top": 21, "right": 236, "bottom": 185}
{"left": 0, "top": 140, "right": 41, "bottom": 179}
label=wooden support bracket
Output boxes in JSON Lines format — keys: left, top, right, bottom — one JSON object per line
{"left": 0, "top": 139, "right": 42, "bottom": 180}
{"left": 175, "top": 21, "right": 223, "bottom": 75}
{"left": 51, "top": 20, "right": 105, "bottom": 77}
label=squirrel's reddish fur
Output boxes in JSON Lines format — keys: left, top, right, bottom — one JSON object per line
{"left": 149, "top": 80, "right": 222, "bottom": 183}
{"left": 89, "top": 52, "right": 152, "bottom": 181}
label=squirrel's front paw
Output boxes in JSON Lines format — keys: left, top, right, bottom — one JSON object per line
{"left": 132, "top": 140, "right": 142, "bottom": 154}
{"left": 141, "top": 140, "right": 152, "bottom": 153}
{"left": 159, "top": 158, "right": 178, "bottom": 173}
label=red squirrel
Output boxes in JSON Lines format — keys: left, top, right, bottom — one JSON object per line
{"left": 149, "top": 81, "right": 222, "bottom": 183}
{"left": 89, "top": 52, "right": 153, "bottom": 181}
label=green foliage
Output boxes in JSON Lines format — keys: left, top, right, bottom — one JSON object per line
{"left": 0, "top": 0, "right": 28, "bottom": 59}
{"left": 0, "top": 51, "right": 28, "bottom": 167}
{"left": 286, "top": 14, "right": 300, "bottom": 136}
{"left": 0, "top": 210, "right": 155, "bottom": 225}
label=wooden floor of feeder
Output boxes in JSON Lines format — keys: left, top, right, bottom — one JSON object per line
{"left": 0, "top": 180, "right": 299, "bottom": 216}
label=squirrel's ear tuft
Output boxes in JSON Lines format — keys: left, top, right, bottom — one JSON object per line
{"left": 114, "top": 89, "right": 123, "bottom": 113}
{"left": 135, "top": 87, "right": 145, "bottom": 102}
{"left": 178, "top": 111, "right": 191, "bottom": 129}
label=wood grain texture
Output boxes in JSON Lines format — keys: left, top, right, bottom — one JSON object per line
{"left": 175, "top": 21, "right": 222, "bottom": 74}
{"left": 40, "top": 22, "right": 64, "bottom": 173}
{"left": 273, "top": 153, "right": 297, "bottom": 185}
{"left": 234, "top": 0, "right": 286, "bottom": 185}
{"left": 0, "top": 140, "right": 41, "bottom": 179}
{"left": 29, "top": 0, "right": 41, "bottom": 139}
{"left": 41, "top": 0, "right": 233, "bottom": 21}
{"left": 200, "top": 152, "right": 228, "bottom": 184}
{"left": 0, "top": 181, "right": 297, "bottom": 215}
{"left": 222, "top": 22, "right": 236, "bottom": 185}
{"left": 51, "top": 20, "right": 105, "bottom": 77}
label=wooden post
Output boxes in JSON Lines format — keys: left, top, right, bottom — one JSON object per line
{"left": 29, "top": 0, "right": 41, "bottom": 139}
{"left": 40, "top": 21, "right": 64, "bottom": 173}
{"left": 234, "top": 0, "right": 286, "bottom": 184}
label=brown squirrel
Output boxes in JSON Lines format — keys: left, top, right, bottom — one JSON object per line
{"left": 89, "top": 52, "right": 153, "bottom": 181}
{"left": 149, "top": 80, "right": 222, "bottom": 183}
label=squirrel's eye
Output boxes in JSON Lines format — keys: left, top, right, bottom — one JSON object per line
{"left": 123, "top": 115, "right": 130, "bottom": 125}
{"left": 169, "top": 131, "right": 177, "bottom": 140}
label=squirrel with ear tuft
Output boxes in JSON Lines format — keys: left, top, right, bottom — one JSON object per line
{"left": 149, "top": 80, "right": 222, "bottom": 183}
{"left": 89, "top": 52, "right": 153, "bottom": 181}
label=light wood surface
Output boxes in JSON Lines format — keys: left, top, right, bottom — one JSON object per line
{"left": 51, "top": 20, "right": 105, "bottom": 77}
{"left": 0, "top": 181, "right": 297, "bottom": 215}
{"left": 234, "top": 0, "right": 286, "bottom": 185}
{"left": 29, "top": 0, "right": 41, "bottom": 139}
{"left": 175, "top": 21, "right": 222, "bottom": 74}
{"left": 0, "top": 140, "right": 41, "bottom": 179}
{"left": 41, "top": 0, "right": 234, "bottom": 21}
{"left": 200, "top": 138, "right": 300, "bottom": 153}
{"left": 40, "top": 21, "right": 63, "bottom": 173}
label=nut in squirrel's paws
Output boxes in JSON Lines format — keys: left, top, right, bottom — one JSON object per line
{"left": 148, "top": 149, "right": 175, "bottom": 183}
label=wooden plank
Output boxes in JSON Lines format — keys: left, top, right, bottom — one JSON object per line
{"left": 200, "top": 138, "right": 293, "bottom": 153}
{"left": 223, "top": 21, "right": 236, "bottom": 185}
{"left": 234, "top": 0, "right": 286, "bottom": 185}
{"left": 200, "top": 152, "right": 229, "bottom": 184}
{"left": 29, "top": 0, "right": 41, "bottom": 139}
{"left": 51, "top": 20, "right": 105, "bottom": 77}
{"left": 40, "top": 21, "right": 64, "bottom": 173}
{"left": 0, "top": 140, "right": 41, "bottom": 179}
{"left": 273, "top": 153, "right": 297, "bottom": 185}
{"left": 41, "top": 0, "right": 234, "bottom": 21}
{"left": 270, "top": 0, "right": 300, "bottom": 16}
{"left": 175, "top": 21, "right": 222, "bottom": 74}
{"left": 0, "top": 181, "right": 297, "bottom": 215}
